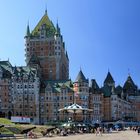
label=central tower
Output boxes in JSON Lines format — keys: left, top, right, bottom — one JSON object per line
{"left": 24, "top": 10, "right": 69, "bottom": 80}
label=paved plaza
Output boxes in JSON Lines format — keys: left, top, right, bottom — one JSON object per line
{"left": 19, "top": 130, "right": 139, "bottom": 140}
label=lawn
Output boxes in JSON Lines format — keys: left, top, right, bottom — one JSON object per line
{"left": 0, "top": 118, "right": 52, "bottom": 135}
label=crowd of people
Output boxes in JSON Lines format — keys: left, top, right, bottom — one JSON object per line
{"left": 131, "top": 126, "right": 140, "bottom": 135}
{"left": 23, "top": 125, "right": 140, "bottom": 139}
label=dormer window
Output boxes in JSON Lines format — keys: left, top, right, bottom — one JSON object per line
{"left": 42, "top": 24, "right": 46, "bottom": 29}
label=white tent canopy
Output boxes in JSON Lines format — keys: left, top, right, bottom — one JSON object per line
{"left": 59, "top": 103, "right": 92, "bottom": 113}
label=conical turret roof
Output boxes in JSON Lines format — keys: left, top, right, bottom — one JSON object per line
{"left": 75, "top": 70, "right": 87, "bottom": 82}
{"left": 90, "top": 79, "right": 100, "bottom": 93}
{"left": 90, "top": 79, "right": 99, "bottom": 90}
{"left": 26, "top": 23, "right": 30, "bottom": 37}
{"left": 66, "top": 51, "right": 69, "bottom": 60}
{"left": 123, "top": 75, "right": 137, "bottom": 90}
{"left": 104, "top": 71, "right": 115, "bottom": 84}
{"left": 55, "top": 22, "right": 61, "bottom": 35}
{"left": 31, "top": 11, "right": 56, "bottom": 37}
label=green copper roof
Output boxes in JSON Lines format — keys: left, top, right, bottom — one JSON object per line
{"left": 13, "top": 66, "right": 36, "bottom": 78}
{"left": 90, "top": 79, "right": 100, "bottom": 92}
{"left": 0, "top": 61, "right": 13, "bottom": 73}
{"left": 31, "top": 13, "right": 56, "bottom": 37}
{"left": 26, "top": 24, "right": 30, "bottom": 36}
{"left": 0, "top": 61, "right": 13, "bottom": 78}
{"left": 28, "top": 54, "right": 40, "bottom": 66}
{"left": 75, "top": 70, "right": 87, "bottom": 82}
{"left": 101, "top": 85, "right": 112, "bottom": 97}
{"left": 45, "top": 80, "right": 74, "bottom": 93}
{"left": 66, "top": 51, "right": 69, "bottom": 60}
{"left": 123, "top": 75, "right": 137, "bottom": 90}
{"left": 115, "top": 85, "right": 123, "bottom": 97}
{"left": 55, "top": 22, "right": 61, "bottom": 35}
{"left": 104, "top": 71, "right": 115, "bottom": 84}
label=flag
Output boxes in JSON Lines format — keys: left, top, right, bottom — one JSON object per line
{"left": 74, "top": 92, "right": 79, "bottom": 97}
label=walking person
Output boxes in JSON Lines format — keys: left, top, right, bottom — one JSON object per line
{"left": 99, "top": 127, "right": 103, "bottom": 136}
{"left": 138, "top": 127, "right": 140, "bottom": 135}
{"left": 95, "top": 127, "right": 100, "bottom": 136}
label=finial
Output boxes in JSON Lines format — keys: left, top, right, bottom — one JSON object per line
{"left": 26, "top": 21, "right": 30, "bottom": 36}
{"left": 57, "top": 18, "right": 58, "bottom": 24}
{"left": 56, "top": 18, "right": 59, "bottom": 26}
{"left": 108, "top": 68, "right": 110, "bottom": 72}
{"left": 128, "top": 68, "right": 130, "bottom": 76}
{"left": 45, "top": 3, "right": 47, "bottom": 14}
{"left": 55, "top": 18, "right": 61, "bottom": 35}
{"left": 56, "top": 18, "right": 59, "bottom": 30}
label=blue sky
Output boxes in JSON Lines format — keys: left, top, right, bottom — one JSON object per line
{"left": 0, "top": 0, "right": 140, "bottom": 87}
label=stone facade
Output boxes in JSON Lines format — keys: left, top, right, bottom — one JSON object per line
{"left": 73, "top": 70, "right": 89, "bottom": 122}
{"left": 39, "top": 80, "right": 74, "bottom": 124}
{"left": 89, "top": 79, "right": 104, "bottom": 124}
{"left": 11, "top": 66, "right": 40, "bottom": 124}
{"left": 0, "top": 10, "right": 140, "bottom": 125}
{"left": 25, "top": 11, "right": 69, "bottom": 81}
{"left": 0, "top": 61, "right": 12, "bottom": 118}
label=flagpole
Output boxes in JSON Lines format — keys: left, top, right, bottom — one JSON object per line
{"left": 74, "top": 93, "right": 76, "bottom": 104}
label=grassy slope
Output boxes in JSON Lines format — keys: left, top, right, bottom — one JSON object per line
{"left": 0, "top": 118, "right": 13, "bottom": 125}
{"left": 0, "top": 118, "right": 52, "bottom": 134}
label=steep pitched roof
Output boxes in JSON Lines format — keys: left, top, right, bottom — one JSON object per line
{"left": 75, "top": 70, "right": 87, "bottom": 82}
{"left": 90, "top": 79, "right": 100, "bottom": 93}
{"left": 0, "top": 61, "right": 13, "bottom": 78}
{"left": 104, "top": 71, "right": 115, "bottom": 84}
{"left": 66, "top": 51, "right": 69, "bottom": 60}
{"left": 123, "top": 75, "right": 137, "bottom": 90}
{"left": 115, "top": 85, "right": 123, "bottom": 97}
{"left": 13, "top": 66, "right": 36, "bottom": 78}
{"left": 124, "top": 75, "right": 136, "bottom": 87}
{"left": 44, "top": 80, "right": 74, "bottom": 93}
{"left": 31, "top": 12, "right": 55, "bottom": 37}
{"left": 0, "top": 61, "right": 12, "bottom": 74}
{"left": 55, "top": 22, "right": 61, "bottom": 36}
{"left": 0, "top": 61, "right": 13, "bottom": 73}
{"left": 26, "top": 24, "right": 30, "bottom": 37}
{"left": 101, "top": 85, "right": 112, "bottom": 97}
{"left": 27, "top": 54, "right": 40, "bottom": 66}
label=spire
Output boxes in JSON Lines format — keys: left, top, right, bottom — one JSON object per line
{"left": 104, "top": 71, "right": 115, "bottom": 87}
{"left": 90, "top": 79, "right": 99, "bottom": 92}
{"left": 123, "top": 75, "right": 137, "bottom": 90}
{"left": 63, "top": 42, "right": 65, "bottom": 50}
{"left": 26, "top": 22, "right": 30, "bottom": 37}
{"left": 75, "top": 69, "right": 87, "bottom": 82}
{"left": 31, "top": 10, "right": 55, "bottom": 37}
{"left": 66, "top": 51, "right": 69, "bottom": 60}
{"left": 128, "top": 68, "right": 130, "bottom": 76}
{"left": 55, "top": 19, "right": 61, "bottom": 36}
{"left": 45, "top": 3, "right": 48, "bottom": 15}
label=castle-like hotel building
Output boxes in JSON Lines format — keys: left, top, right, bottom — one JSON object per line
{"left": 0, "top": 11, "right": 140, "bottom": 124}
